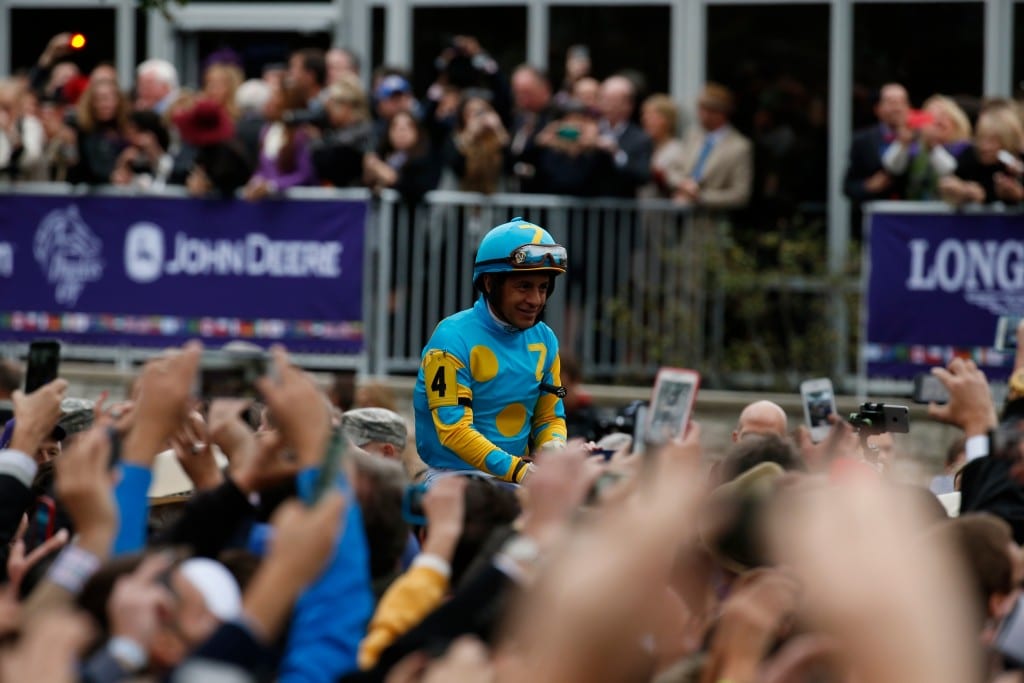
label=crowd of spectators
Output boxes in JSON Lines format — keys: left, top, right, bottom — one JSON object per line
{"left": 844, "top": 82, "right": 1024, "bottom": 208}
{"left": 0, "top": 324, "right": 1023, "bottom": 681}
{"left": 4, "top": 34, "right": 1024, "bottom": 214}
{"left": 0, "top": 33, "right": 755, "bottom": 209}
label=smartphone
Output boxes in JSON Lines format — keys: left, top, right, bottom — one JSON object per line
{"left": 912, "top": 372, "right": 949, "bottom": 405}
{"left": 25, "top": 340, "right": 61, "bottom": 394}
{"left": 199, "top": 349, "right": 268, "bottom": 399}
{"left": 800, "top": 377, "right": 837, "bottom": 444}
{"left": 997, "top": 597, "right": 1024, "bottom": 665}
{"left": 995, "top": 315, "right": 1024, "bottom": 351}
{"left": 998, "top": 149, "right": 1024, "bottom": 176}
{"left": 402, "top": 483, "right": 429, "bottom": 526}
{"left": 556, "top": 125, "right": 580, "bottom": 141}
{"left": 646, "top": 368, "right": 700, "bottom": 445}
{"left": 311, "top": 427, "right": 348, "bottom": 504}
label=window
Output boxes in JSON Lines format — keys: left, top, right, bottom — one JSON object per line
{"left": 548, "top": 4, "right": 670, "bottom": 94}
{"left": 409, "top": 6, "right": 527, "bottom": 95}
{"left": 853, "top": 2, "right": 983, "bottom": 129}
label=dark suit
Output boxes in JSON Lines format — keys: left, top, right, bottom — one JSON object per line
{"left": 843, "top": 124, "right": 906, "bottom": 204}
{"left": 595, "top": 120, "right": 653, "bottom": 198}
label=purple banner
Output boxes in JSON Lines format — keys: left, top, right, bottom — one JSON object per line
{"left": 0, "top": 194, "right": 367, "bottom": 353}
{"left": 866, "top": 210, "right": 1024, "bottom": 379}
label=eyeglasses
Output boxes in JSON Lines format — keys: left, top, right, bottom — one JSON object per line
{"left": 480, "top": 243, "right": 567, "bottom": 271}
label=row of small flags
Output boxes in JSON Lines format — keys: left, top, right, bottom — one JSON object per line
{"left": 866, "top": 343, "right": 1012, "bottom": 367}
{"left": 0, "top": 312, "right": 363, "bottom": 341}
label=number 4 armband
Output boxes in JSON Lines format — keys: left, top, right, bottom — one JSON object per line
{"left": 423, "top": 350, "right": 463, "bottom": 409}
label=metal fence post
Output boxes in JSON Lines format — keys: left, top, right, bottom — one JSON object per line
{"left": 374, "top": 194, "right": 395, "bottom": 376}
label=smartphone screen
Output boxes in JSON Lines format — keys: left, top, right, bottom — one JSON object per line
{"left": 995, "top": 315, "right": 1024, "bottom": 351}
{"left": 646, "top": 368, "right": 700, "bottom": 445}
{"left": 912, "top": 373, "right": 949, "bottom": 404}
{"left": 25, "top": 340, "right": 61, "bottom": 394}
{"left": 800, "top": 378, "right": 836, "bottom": 444}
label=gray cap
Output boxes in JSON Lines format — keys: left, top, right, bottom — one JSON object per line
{"left": 341, "top": 408, "right": 407, "bottom": 451}
{"left": 59, "top": 397, "right": 95, "bottom": 437}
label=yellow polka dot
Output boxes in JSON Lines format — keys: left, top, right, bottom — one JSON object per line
{"left": 496, "top": 403, "right": 527, "bottom": 437}
{"left": 470, "top": 345, "right": 499, "bottom": 382}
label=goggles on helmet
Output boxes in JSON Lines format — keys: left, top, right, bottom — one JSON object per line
{"left": 478, "top": 243, "right": 568, "bottom": 271}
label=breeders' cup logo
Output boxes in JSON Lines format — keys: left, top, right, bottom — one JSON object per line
{"left": 33, "top": 206, "right": 104, "bottom": 306}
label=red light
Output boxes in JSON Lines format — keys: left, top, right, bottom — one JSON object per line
{"left": 70, "top": 34, "right": 86, "bottom": 49}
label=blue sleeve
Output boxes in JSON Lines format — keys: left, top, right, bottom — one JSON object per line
{"left": 246, "top": 522, "right": 273, "bottom": 557}
{"left": 279, "top": 467, "right": 374, "bottom": 682}
{"left": 112, "top": 463, "right": 152, "bottom": 556}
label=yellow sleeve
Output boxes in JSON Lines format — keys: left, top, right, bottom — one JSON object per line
{"left": 358, "top": 563, "right": 450, "bottom": 670}
{"left": 531, "top": 352, "right": 568, "bottom": 448}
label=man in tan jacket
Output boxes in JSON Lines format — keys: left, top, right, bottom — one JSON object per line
{"left": 670, "top": 83, "right": 753, "bottom": 210}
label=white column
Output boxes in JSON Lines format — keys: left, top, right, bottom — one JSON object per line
{"left": 674, "top": 0, "right": 705, "bottom": 116}
{"left": 384, "top": 0, "right": 411, "bottom": 69}
{"left": 828, "top": 0, "right": 853, "bottom": 383}
{"left": 527, "top": 0, "right": 548, "bottom": 70}
{"left": 115, "top": 0, "right": 135, "bottom": 90}
{"left": 0, "top": 1, "right": 9, "bottom": 78}
{"left": 337, "top": 0, "right": 371, "bottom": 85}
{"left": 984, "top": 0, "right": 1013, "bottom": 97}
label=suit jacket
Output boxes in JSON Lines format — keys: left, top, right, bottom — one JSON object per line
{"left": 843, "top": 124, "right": 906, "bottom": 203}
{"left": 668, "top": 125, "right": 753, "bottom": 210}
{"left": 594, "top": 120, "right": 653, "bottom": 198}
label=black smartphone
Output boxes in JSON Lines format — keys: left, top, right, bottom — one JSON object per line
{"left": 912, "top": 373, "right": 949, "bottom": 405}
{"left": 199, "top": 350, "right": 267, "bottom": 399}
{"left": 25, "top": 340, "right": 61, "bottom": 394}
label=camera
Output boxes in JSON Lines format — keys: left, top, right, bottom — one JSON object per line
{"left": 846, "top": 402, "right": 910, "bottom": 436}
{"left": 282, "top": 108, "right": 328, "bottom": 128}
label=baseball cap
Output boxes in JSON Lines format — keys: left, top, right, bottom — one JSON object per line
{"left": 58, "top": 397, "right": 95, "bottom": 437}
{"left": 342, "top": 408, "right": 408, "bottom": 451}
{"left": 375, "top": 75, "right": 411, "bottom": 100}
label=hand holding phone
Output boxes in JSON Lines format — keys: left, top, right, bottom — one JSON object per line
{"left": 646, "top": 368, "right": 700, "bottom": 446}
{"left": 25, "top": 340, "right": 61, "bottom": 394}
{"left": 800, "top": 377, "right": 837, "bottom": 444}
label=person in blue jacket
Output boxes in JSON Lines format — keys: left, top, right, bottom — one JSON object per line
{"left": 413, "top": 217, "right": 569, "bottom": 484}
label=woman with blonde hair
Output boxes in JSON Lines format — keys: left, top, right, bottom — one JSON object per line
{"left": 640, "top": 93, "right": 685, "bottom": 198}
{"left": 70, "top": 77, "right": 130, "bottom": 184}
{"left": 203, "top": 63, "right": 244, "bottom": 120}
{"left": 940, "top": 102, "right": 1024, "bottom": 205}
{"left": 882, "top": 94, "right": 972, "bottom": 199}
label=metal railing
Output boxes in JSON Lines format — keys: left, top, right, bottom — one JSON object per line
{"left": 371, "top": 190, "right": 852, "bottom": 388}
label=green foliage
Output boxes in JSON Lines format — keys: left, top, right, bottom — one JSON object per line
{"left": 601, "top": 208, "right": 861, "bottom": 390}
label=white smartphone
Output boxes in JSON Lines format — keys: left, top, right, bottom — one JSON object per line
{"left": 646, "top": 367, "right": 700, "bottom": 445}
{"left": 800, "top": 377, "right": 837, "bottom": 444}
{"left": 995, "top": 315, "right": 1024, "bottom": 351}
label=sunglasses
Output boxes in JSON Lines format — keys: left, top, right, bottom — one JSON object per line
{"left": 480, "top": 243, "right": 568, "bottom": 271}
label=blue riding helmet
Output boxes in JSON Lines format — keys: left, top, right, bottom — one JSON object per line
{"left": 472, "top": 217, "right": 567, "bottom": 288}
